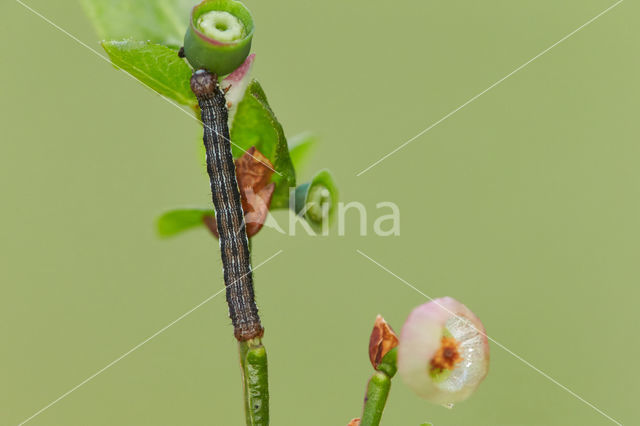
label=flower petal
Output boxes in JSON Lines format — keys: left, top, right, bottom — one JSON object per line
{"left": 221, "top": 53, "right": 255, "bottom": 121}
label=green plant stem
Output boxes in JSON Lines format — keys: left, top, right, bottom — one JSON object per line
{"left": 239, "top": 342, "right": 251, "bottom": 424}
{"left": 239, "top": 339, "right": 269, "bottom": 425}
{"left": 360, "top": 371, "right": 391, "bottom": 426}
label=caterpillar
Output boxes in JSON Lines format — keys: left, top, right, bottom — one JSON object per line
{"left": 190, "top": 69, "right": 263, "bottom": 342}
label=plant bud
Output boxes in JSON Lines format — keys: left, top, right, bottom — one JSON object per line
{"left": 369, "top": 315, "right": 399, "bottom": 372}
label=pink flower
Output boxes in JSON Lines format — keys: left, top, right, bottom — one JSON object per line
{"left": 398, "top": 297, "right": 490, "bottom": 406}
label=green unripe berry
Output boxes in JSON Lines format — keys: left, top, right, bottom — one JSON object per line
{"left": 183, "top": 0, "right": 254, "bottom": 75}
{"left": 294, "top": 170, "right": 338, "bottom": 231}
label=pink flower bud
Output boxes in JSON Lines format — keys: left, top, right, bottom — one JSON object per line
{"left": 398, "top": 297, "right": 489, "bottom": 406}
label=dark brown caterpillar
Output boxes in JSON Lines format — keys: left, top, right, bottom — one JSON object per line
{"left": 190, "top": 69, "right": 263, "bottom": 341}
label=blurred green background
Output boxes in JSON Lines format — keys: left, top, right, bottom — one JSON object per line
{"left": 1, "top": 0, "right": 638, "bottom": 425}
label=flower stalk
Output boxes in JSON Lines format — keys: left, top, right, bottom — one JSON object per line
{"left": 356, "top": 316, "right": 399, "bottom": 426}
{"left": 239, "top": 339, "right": 270, "bottom": 425}
{"left": 360, "top": 348, "right": 397, "bottom": 426}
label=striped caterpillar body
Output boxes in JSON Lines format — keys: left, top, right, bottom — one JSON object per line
{"left": 191, "top": 69, "right": 263, "bottom": 341}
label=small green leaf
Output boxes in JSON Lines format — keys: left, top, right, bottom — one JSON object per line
{"left": 82, "top": 0, "right": 193, "bottom": 47}
{"left": 231, "top": 80, "right": 296, "bottom": 209}
{"left": 156, "top": 208, "right": 213, "bottom": 237}
{"left": 288, "top": 132, "right": 316, "bottom": 174}
{"left": 102, "top": 40, "right": 196, "bottom": 106}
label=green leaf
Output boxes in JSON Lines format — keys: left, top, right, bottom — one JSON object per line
{"left": 102, "top": 40, "right": 196, "bottom": 106}
{"left": 82, "top": 0, "right": 193, "bottom": 47}
{"left": 288, "top": 132, "right": 317, "bottom": 174}
{"left": 230, "top": 80, "right": 296, "bottom": 209}
{"left": 156, "top": 208, "right": 213, "bottom": 237}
